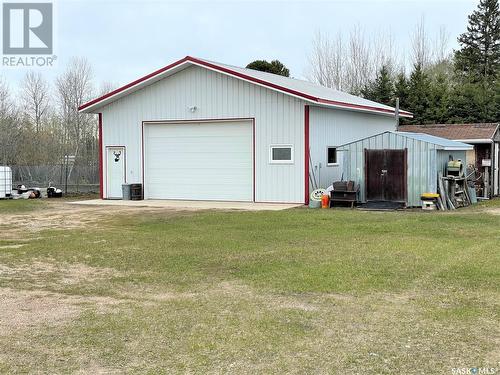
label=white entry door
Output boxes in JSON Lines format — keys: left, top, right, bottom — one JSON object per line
{"left": 106, "top": 146, "right": 125, "bottom": 199}
{"left": 144, "top": 121, "right": 253, "bottom": 201}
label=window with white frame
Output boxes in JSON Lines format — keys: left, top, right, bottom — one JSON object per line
{"left": 327, "top": 147, "right": 338, "bottom": 166}
{"left": 270, "top": 144, "right": 294, "bottom": 164}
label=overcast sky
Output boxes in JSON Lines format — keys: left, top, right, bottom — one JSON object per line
{"left": 1, "top": 0, "right": 478, "bottom": 95}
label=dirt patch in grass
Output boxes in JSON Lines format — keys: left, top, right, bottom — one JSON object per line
{"left": 0, "top": 201, "right": 182, "bottom": 241}
{"left": 0, "top": 244, "right": 25, "bottom": 249}
{"left": 0, "top": 261, "right": 122, "bottom": 288}
{"left": 0, "top": 287, "right": 133, "bottom": 335}
{"left": 484, "top": 208, "right": 500, "bottom": 215}
{"left": 0, "top": 288, "right": 80, "bottom": 336}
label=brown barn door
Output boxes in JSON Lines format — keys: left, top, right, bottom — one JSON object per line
{"left": 365, "top": 150, "right": 385, "bottom": 200}
{"left": 365, "top": 149, "right": 407, "bottom": 202}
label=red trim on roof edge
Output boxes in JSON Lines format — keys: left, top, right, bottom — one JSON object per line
{"left": 79, "top": 56, "right": 190, "bottom": 111}
{"left": 187, "top": 57, "right": 319, "bottom": 102}
{"left": 79, "top": 56, "right": 412, "bottom": 117}
{"left": 316, "top": 98, "right": 412, "bottom": 116}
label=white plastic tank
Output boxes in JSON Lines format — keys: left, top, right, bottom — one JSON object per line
{"left": 0, "top": 166, "right": 12, "bottom": 199}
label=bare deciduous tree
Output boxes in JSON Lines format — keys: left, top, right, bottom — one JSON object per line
{"left": 56, "top": 57, "right": 96, "bottom": 180}
{"left": 308, "top": 31, "right": 345, "bottom": 90}
{"left": 99, "top": 81, "right": 118, "bottom": 96}
{"left": 308, "top": 27, "right": 403, "bottom": 94}
{"left": 21, "top": 71, "right": 50, "bottom": 133}
{"left": 0, "top": 77, "right": 12, "bottom": 116}
{"left": 0, "top": 78, "right": 21, "bottom": 165}
{"left": 411, "top": 16, "right": 432, "bottom": 67}
{"left": 345, "top": 25, "right": 373, "bottom": 94}
{"left": 434, "top": 25, "right": 450, "bottom": 63}
{"left": 308, "top": 17, "right": 454, "bottom": 97}
{"left": 372, "top": 29, "right": 400, "bottom": 76}
{"left": 0, "top": 58, "right": 101, "bottom": 189}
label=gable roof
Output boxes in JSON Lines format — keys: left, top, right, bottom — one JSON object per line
{"left": 79, "top": 56, "right": 413, "bottom": 117}
{"left": 398, "top": 123, "right": 499, "bottom": 143}
{"left": 339, "top": 131, "right": 473, "bottom": 151}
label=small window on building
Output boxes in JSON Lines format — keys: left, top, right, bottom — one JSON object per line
{"left": 270, "top": 145, "right": 293, "bottom": 164}
{"left": 327, "top": 147, "right": 338, "bottom": 165}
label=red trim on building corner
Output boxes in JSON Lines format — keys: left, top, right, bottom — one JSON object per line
{"left": 79, "top": 56, "right": 413, "bottom": 118}
{"left": 141, "top": 122, "right": 145, "bottom": 196}
{"left": 98, "top": 113, "right": 103, "bottom": 199}
{"left": 252, "top": 118, "right": 256, "bottom": 203}
{"left": 304, "top": 105, "right": 310, "bottom": 206}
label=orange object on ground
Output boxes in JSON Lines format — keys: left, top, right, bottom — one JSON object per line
{"left": 321, "top": 194, "right": 330, "bottom": 209}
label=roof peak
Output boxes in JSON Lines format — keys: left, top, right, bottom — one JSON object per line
{"left": 79, "top": 55, "right": 413, "bottom": 117}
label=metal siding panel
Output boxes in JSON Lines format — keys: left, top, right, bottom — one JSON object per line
{"left": 100, "top": 65, "right": 305, "bottom": 203}
{"left": 309, "top": 106, "right": 395, "bottom": 189}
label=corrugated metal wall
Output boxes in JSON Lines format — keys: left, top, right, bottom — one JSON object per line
{"left": 309, "top": 106, "right": 396, "bottom": 188}
{"left": 100, "top": 65, "right": 306, "bottom": 203}
{"left": 341, "top": 132, "right": 466, "bottom": 207}
{"left": 436, "top": 150, "right": 467, "bottom": 176}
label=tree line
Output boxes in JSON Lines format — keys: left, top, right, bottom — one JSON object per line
{"left": 0, "top": 57, "right": 112, "bottom": 184}
{"left": 307, "top": 0, "right": 499, "bottom": 124}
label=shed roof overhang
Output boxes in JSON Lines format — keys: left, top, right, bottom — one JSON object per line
{"left": 454, "top": 138, "right": 493, "bottom": 144}
{"left": 337, "top": 131, "right": 474, "bottom": 151}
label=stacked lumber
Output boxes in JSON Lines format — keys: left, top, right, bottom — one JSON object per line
{"left": 436, "top": 172, "right": 472, "bottom": 210}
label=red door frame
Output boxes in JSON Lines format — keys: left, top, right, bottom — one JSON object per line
{"left": 104, "top": 145, "right": 127, "bottom": 199}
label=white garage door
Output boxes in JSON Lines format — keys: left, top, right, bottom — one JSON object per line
{"left": 144, "top": 121, "right": 253, "bottom": 201}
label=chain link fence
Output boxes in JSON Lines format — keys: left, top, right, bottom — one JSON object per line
{"left": 11, "top": 164, "right": 99, "bottom": 193}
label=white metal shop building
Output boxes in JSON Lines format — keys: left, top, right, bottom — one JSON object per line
{"left": 79, "top": 56, "right": 412, "bottom": 204}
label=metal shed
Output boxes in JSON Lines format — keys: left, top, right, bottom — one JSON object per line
{"left": 340, "top": 131, "right": 474, "bottom": 207}
{"left": 398, "top": 123, "right": 500, "bottom": 197}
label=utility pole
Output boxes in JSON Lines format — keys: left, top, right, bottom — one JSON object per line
{"left": 395, "top": 97, "right": 400, "bottom": 128}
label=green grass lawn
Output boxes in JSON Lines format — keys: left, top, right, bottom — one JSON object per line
{"left": 0, "top": 201, "right": 498, "bottom": 374}
{"left": 0, "top": 198, "right": 47, "bottom": 213}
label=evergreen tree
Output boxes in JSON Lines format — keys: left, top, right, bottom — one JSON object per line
{"left": 455, "top": 0, "right": 500, "bottom": 82}
{"left": 406, "top": 63, "right": 433, "bottom": 124}
{"left": 246, "top": 60, "right": 290, "bottom": 77}
{"left": 429, "top": 72, "right": 451, "bottom": 123}
{"left": 361, "top": 65, "right": 394, "bottom": 105}
{"left": 448, "top": 83, "right": 483, "bottom": 122}
{"left": 393, "top": 72, "right": 410, "bottom": 109}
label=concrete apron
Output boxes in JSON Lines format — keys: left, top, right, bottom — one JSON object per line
{"left": 68, "top": 199, "right": 302, "bottom": 211}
